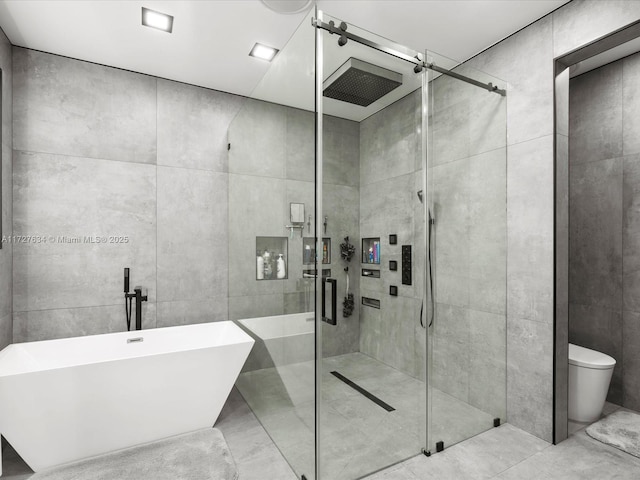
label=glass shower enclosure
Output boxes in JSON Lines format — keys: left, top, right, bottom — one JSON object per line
{"left": 229, "top": 7, "right": 507, "bottom": 480}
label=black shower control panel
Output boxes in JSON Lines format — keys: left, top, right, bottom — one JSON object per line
{"left": 402, "top": 245, "right": 412, "bottom": 285}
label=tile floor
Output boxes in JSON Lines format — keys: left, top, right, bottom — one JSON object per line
{"left": 236, "top": 352, "right": 497, "bottom": 480}
{"left": 3, "top": 380, "right": 640, "bottom": 480}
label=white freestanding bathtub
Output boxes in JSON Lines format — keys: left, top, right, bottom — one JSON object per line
{"left": 0, "top": 321, "right": 254, "bottom": 475}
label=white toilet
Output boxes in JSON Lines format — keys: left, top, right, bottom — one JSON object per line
{"left": 568, "top": 343, "right": 616, "bottom": 423}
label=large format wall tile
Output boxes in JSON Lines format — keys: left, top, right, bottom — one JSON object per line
{"left": 469, "top": 310, "right": 507, "bottom": 420}
{"left": 507, "top": 136, "right": 554, "bottom": 325}
{"left": 228, "top": 98, "right": 286, "bottom": 178}
{"left": 0, "top": 244, "right": 11, "bottom": 318}
{"left": 157, "top": 79, "right": 243, "bottom": 172}
{"left": 623, "top": 154, "right": 640, "bottom": 312}
{"left": 0, "top": 314, "right": 10, "bottom": 350}
{"left": 360, "top": 173, "right": 414, "bottom": 241}
{"left": 469, "top": 148, "right": 507, "bottom": 315}
{"left": 430, "top": 96, "right": 470, "bottom": 166}
{"left": 507, "top": 317, "right": 553, "bottom": 442}
{"left": 286, "top": 108, "right": 315, "bottom": 183}
{"left": 13, "top": 303, "right": 156, "bottom": 343}
{"left": 467, "top": 16, "right": 553, "bottom": 147}
{"left": 13, "top": 151, "right": 157, "bottom": 311}
{"left": 569, "top": 62, "right": 623, "bottom": 165}
{"left": 569, "top": 157, "right": 623, "bottom": 309}
{"left": 324, "top": 115, "right": 360, "bottom": 187}
{"left": 553, "top": 0, "right": 640, "bottom": 58}
{"left": 360, "top": 90, "right": 420, "bottom": 185}
{"left": 13, "top": 48, "right": 156, "bottom": 164}
{"left": 623, "top": 309, "right": 640, "bottom": 410}
{"left": 229, "top": 294, "right": 284, "bottom": 322}
{"left": 432, "top": 158, "right": 470, "bottom": 308}
{"left": 431, "top": 303, "right": 470, "bottom": 403}
{"left": 228, "top": 173, "right": 285, "bottom": 298}
{"left": 623, "top": 54, "right": 640, "bottom": 156}
{"left": 156, "top": 297, "right": 228, "bottom": 327}
{"left": 157, "top": 166, "right": 227, "bottom": 302}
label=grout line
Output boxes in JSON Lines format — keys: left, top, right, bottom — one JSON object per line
{"left": 155, "top": 76, "right": 158, "bottom": 329}
{"left": 13, "top": 148, "right": 156, "bottom": 168}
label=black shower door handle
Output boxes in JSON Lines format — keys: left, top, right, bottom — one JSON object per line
{"left": 322, "top": 277, "right": 337, "bottom": 325}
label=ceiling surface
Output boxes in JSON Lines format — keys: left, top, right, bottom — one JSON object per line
{"left": 0, "top": 0, "right": 569, "bottom": 101}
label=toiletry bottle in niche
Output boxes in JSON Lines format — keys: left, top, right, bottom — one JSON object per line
{"left": 276, "top": 254, "right": 286, "bottom": 279}
{"left": 257, "top": 250, "right": 264, "bottom": 280}
{"left": 304, "top": 244, "right": 311, "bottom": 264}
{"left": 263, "top": 250, "right": 272, "bottom": 279}
{"left": 323, "top": 242, "right": 328, "bottom": 264}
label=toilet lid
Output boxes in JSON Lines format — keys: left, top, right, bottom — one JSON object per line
{"left": 569, "top": 343, "right": 616, "bottom": 369}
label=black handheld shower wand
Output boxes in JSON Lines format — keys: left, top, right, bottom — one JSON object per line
{"left": 124, "top": 268, "right": 132, "bottom": 331}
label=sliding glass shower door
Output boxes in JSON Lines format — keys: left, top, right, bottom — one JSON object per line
{"left": 229, "top": 8, "right": 507, "bottom": 480}
{"left": 315, "top": 12, "right": 427, "bottom": 480}
{"left": 425, "top": 50, "right": 507, "bottom": 452}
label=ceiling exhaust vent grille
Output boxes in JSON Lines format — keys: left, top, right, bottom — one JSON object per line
{"left": 323, "top": 58, "right": 403, "bottom": 107}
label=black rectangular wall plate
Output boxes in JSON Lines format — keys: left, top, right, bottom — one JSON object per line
{"left": 402, "top": 245, "right": 412, "bottom": 285}
{"left": 389, "top": 260, "right": 397, "bottom": 271}
{"left": 389, "top": 234, "right": 397, "bottom": 245}
{"left": 362, "top": 297, "right": 381, "bottom": 309}
{"left": 390, "top": 285, "right": 398, "bottom": 296}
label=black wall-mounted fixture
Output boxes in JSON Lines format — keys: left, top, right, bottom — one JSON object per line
{"left": 436, "top": 441, "right": 444, "bottom": 453}
{"left": 389, "top": 234, "right": 397, "bottom": 245}
{"left": 390, "top": 285, "right": 398, "bottom": 296}
{"left": 322, "top": 277, "right": 337, "bottom": 325}
{"left": 389, "top": 260, "right": 397, "bottom": 271}
{"left": 124, "top": 268, "right": 147, "bottom": 331}
{"left": 402, "top": 245, "right": 412, "bottom": 285}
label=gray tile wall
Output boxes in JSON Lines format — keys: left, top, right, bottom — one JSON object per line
{"left": 12, "top": 47, "right": 243, "bottom": 341}
{"left": 463, "top": 0, "right": 640, "bottom": 442}
{"left": 227, "top": 99, "right": 360, "bottom": 369}
{"left": 0, "top": 27, "right": 12, "bottom": 349}
{"left": 568, "top": 51, "right": 640, "bottom": 410}
{"left": 359, "top": 90, "right": 424, "bottom": 379}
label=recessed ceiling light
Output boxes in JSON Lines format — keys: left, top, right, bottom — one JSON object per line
{"left": 249, "top": 43, "right": 279, "bottom": 62}
{"left": 142, "top": 7, "right": 174, "bottom": 33}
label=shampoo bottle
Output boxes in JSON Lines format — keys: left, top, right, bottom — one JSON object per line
{"left": 276, "top": 254, "right": 286, "bottom": 279}
{"left": 263, "top": 250, "right": 272, "bottom": 279}
{"left": 257, "top": 251, "right": 264, "bottom": 280}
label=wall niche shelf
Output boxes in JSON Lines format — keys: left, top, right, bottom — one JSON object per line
{"left": 303, "top": 237, "right": 331, "bottom": 265}
{"left": 362, "top": 268, "right": 380, "bottom": 278}
{"left": 362, "top": 297, "right": 380, "bottom": 309}
{"left": 256, "top": 236, "right": 288, "bottom": 281}
{"left": 362, "top": 237, "right": 380, "bottom": 264}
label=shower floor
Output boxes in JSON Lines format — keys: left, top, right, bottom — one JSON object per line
{"left": 236, "top": 352, "right": 495, "bottom": 480}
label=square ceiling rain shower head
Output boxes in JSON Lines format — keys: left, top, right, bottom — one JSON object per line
{"left": 323, "top": 58, "right": 403, "bottom": 107}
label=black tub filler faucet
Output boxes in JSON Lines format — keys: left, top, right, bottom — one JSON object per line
{"left": 124, "top": 268, "right": 148, "bottom": 331}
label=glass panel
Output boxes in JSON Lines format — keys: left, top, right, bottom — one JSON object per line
{"left": 317, "top": 11, "right": 427, "bottom": 480}
{"left": 425, "top": 49, "right": 507, "bottom": 452}
{"left": 228, "top": 8, "right": 316, "bottom": 480}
